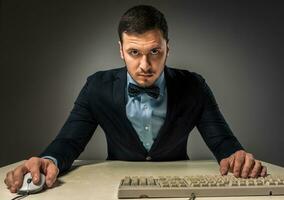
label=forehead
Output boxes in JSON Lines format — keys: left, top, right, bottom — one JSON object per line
{"left": 122, "top": 29, "right": 166, "bottom": 50}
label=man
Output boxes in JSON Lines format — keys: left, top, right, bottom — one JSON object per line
{"left": 5, "top": 5, "right": 267, "bottom": 193}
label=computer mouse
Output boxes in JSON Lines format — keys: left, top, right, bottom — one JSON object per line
{"left": 18, "top": 172, "right": 45, "bottom": 194}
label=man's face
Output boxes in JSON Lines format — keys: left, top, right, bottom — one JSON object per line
{"left": 119, "top": 29, "right": 169, "bottom": 87}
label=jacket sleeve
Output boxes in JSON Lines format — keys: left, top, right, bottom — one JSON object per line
{"left": 40, "top": 76, "right": 98, "bottom": 173}
{"left": 196, "top": 76, "right": 244, "bottom": 163}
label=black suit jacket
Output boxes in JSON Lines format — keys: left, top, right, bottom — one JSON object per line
{"left": 40, "top": 66, "right": 243, "bottom": 173}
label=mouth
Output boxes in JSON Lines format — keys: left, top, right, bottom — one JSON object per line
{"left": 138, "top": 73, "right": 154, "bottom": 77}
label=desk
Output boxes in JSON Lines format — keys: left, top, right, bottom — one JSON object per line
{"left": 1, "top": 160, "right": 284, "bottom": 200}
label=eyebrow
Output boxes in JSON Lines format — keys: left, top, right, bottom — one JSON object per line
{"left": 126, "top": 46, "right": 162, "bottom": 51}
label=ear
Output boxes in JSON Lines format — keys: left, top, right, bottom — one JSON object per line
{"left": 118, "top": 41, "right": 124, "bottom": 59}
{"left": 166, "top": 42, "right": 170, "bottom": 57}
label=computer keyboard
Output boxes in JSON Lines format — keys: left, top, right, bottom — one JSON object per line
{"left": 118, "top": 175, "right": 284, "bottom": 198}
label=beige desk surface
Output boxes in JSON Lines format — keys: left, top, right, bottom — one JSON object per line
{"left": 1, "top": 160, "right": 284, "bottom": 200}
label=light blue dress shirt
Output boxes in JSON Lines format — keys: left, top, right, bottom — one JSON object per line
{"left": 126, "top": 72, "right": 167, "bottom": 151}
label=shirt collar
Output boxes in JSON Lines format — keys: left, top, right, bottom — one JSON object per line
{"left": 127, "top": 71, "right": 166, "bottom": 97}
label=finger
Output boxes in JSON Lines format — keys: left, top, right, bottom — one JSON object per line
{"left": 241, "top": 153, "right": 255, "bottom": 178}
{"left": 5, "top": 171, "right": 14, "bottom": 188}
{"left": 25, "top": 157, "right": 41, "bottom": 184}
{"left": 260, "top": 166, "right": 267, "bottom": 177}
{"left": 10, "top": 186, "right": 17, "bottom": 193}
{"left": 4, "top": 176, "right": 7, "bottom": 185}
{"left": 233, "top": 151, "right": 246, "bottom": 177}
{"left": 220, "top": 159, "right": 230, "bottom": 175}
{"left": 6, "top": 171, "right": 17, "bottom": 193}
{"left": 228, "top": 155, "right": 235, "bottom": 173}
{"left": 249, "top": 160, "right": 262, "bottom": 178}
{"left": 4, "top": 171, "right": 11, "bottom": 187}
{"left": 13, "top": 165, "right": 29, "bottom": 190}
{"left": 45, "top": 161, "right": 59, "bottom": 187}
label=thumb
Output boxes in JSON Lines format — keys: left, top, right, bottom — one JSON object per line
{"left": 220, "top": 158, "right": 230, "bottom": 175}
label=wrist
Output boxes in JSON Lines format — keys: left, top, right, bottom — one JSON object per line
{"left": 41, "top": 156, "right": 58, "bottom": 167}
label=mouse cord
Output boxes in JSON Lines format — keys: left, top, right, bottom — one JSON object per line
{"left": 189, "top": 193, "right": 196, "bottom": 200}
{"left": 11, "top": 185, "right": 30, "bottom": 200}
{"left": 11, "top": 194, "right": 29, "bottom": 200}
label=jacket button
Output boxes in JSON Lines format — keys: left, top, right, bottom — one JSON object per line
{"left": 146, "top": 156, "right": 152, "bottom": 161}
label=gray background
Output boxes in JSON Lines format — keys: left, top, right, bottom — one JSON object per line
{"left": 1, "top": 0, "right": 283, "bottom": 167}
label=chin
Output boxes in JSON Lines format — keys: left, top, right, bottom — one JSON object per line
{"left": 138, "top": 80, "right": 155, "bottom": 87}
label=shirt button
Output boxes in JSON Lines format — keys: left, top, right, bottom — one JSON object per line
{"left": 144, "top": 126, "right": 149, "bottom": 131}
{"left": 146, "top": 156, "right": 152, "bottom": 161}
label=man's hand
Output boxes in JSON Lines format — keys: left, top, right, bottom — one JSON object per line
{"left": 4, "top": 157, "right": 59, "bottom": 193}
{"left": 220, "top": 150, "right": 267, "bottom": 178}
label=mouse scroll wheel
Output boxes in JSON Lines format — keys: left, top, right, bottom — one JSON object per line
{"left": 27, "top": 178, "right": 32, "bottom": 184}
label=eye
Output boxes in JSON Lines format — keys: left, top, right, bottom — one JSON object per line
{"left": 150, "top": 49, "right": 159, "bottom": 55}
{"left": 129, "top": 50, "right": 139, "bottom": 56}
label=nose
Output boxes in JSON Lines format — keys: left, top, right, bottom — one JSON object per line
{"left": 139, "top": 55, "right": 151, "bottom": 72}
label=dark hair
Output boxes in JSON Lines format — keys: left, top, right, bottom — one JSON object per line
{"left": 118, "top": 5, "right": 168, "bottom": 43}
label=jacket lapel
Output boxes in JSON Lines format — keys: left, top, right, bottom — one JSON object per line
{"left": 113, "top": 67, "right": 148, "bottom": 154}
{"left": 113, "top": 67, "right": 127, "bottom": 113}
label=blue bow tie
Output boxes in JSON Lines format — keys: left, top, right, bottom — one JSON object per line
{"left": 128, "top": 83, "right": 160, "bottom": 99}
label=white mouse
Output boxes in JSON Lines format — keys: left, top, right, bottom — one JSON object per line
{"left": 18, "top": 172, "right": 45, "bottom": 194}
